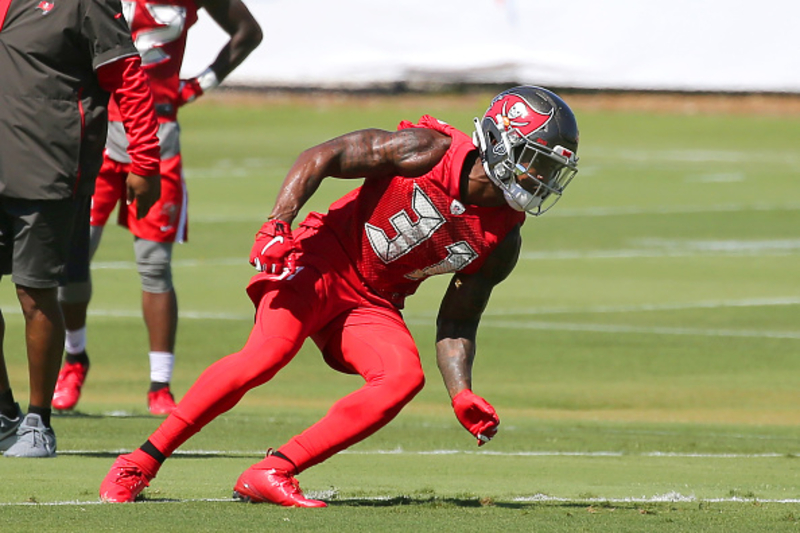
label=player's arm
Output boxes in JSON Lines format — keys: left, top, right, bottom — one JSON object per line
{"left": 96, "top": 56, "right": 161, "bottom": 219}
{"left": 249, "top": 128, "right": 450, "bottom": 274}
{"left": 268, "top": 128, "right": 450, "bottom": 224}
{"left": 178, "top": 0, "right": 263, "bottom": 104}
{"left": 435, "top": 224, "right": 522, "bottom": 445}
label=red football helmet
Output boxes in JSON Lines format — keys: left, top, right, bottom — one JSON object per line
{"left": 473, "top": 86, "right": 579, "bottom": 216}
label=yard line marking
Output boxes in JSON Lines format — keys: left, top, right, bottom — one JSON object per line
{"left": 473, "top": 319, "right": 800, "bottom": 340}
{"left": 583, "top": 148, "right": 800, "bottom": 165}
{"left": 1, "top": 303, "right": 798, "bottom": 339}
{"left": 549, "top": 202, "right": 800, "bottom": 218}
{"left": 4, "top": 494, "right": 800, "bottom": 506}
{"left": 485, "top": 296, "right": 800, "bottom": 317}
{"left": 85, "top": 235, "right": 800, "bottom": 271}
{"left": 85, "top": 237, "right": 800, "bottom": 272}
{"left": 57, "top": 449, "right": 797, "bottom": 459}
{"left": 521, "top": 238, "right": 800, "bottom": 260}
{"left": 520, "top": 248, "right": 800, "bottom": 260}
{"left": 182, "top": 202, "right": 800, "bottom": 223}
{"left": 512, "top": 493, "right": 800, "bottom": 504}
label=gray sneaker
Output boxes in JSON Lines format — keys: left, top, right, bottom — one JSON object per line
{"left": 0, "top": 403, "right": 23, "bottom": 452}
{"left": 3, "top": 414, "right": 57, "bottom": 458}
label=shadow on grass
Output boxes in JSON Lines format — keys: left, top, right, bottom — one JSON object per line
{"left": 62, "top": 451, "right": 265, "bottom": 459}
{"left": 326, "top": 497, "right": 668, "bottom": 511}
{"left": 53, "top": 411, "right": 156, "bottom": 420}
{"left": 324, "top": 496, "right": 545, "bottom": 509}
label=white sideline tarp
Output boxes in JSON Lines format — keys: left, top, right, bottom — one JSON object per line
{"left": 182, "top": 0, "right": 800, "bottom": 93}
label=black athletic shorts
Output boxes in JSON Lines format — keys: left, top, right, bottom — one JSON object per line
{"left": 0, "top": 196, "right": 90, "bottom": 288}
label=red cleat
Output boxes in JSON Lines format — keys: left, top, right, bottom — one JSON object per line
{"left": 99, "top": 454, "right": 152, "bottom": 503}
{"left": 52, "top": 360, "right": 89, "bottom": 410}
{"left": 233, "top": 467, "right": 327, "bottom": 507}
{"left": 147, "top": 387, "right": 177, "bottom": 415}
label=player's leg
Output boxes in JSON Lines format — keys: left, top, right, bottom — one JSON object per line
{"left": 234, "top": 306, "right": 424, "bottom": 505}
{"left": 0, "top": 208, "right": 24, "bottom": 450}
{"left": 126, "top": 151, "right": 186, "bottom": 415}
{"left": 134, "top": 238, "right": 179, "bottom": 414}
{"left": 54, "top": 195, "right": 107, "bottom": 410}
{"left": 0, "top": 305, "right": 24, "bottom": 451}
{"left": 5, "top": 197, "right": 82, "bottom": 457}
{"left": 100, "top": 268, "right": 327, "bottom": 501}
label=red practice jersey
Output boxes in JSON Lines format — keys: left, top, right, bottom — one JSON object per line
{"left": 108, "top": 0, "right": 199, "bottom": 122}
{"left": 302, "top": 116, "right": 526, "bottom": 308}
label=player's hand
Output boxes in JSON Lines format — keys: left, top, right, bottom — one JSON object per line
{"left": 126, "top": 172, "right": 161, "bottom": 220}
{"left": 250, "top": 219, "right": 296, "bottom": 275}
{"left": 176, "top": 77, "right": 203, "bottom": 107}
{"left": 452, "top": 389, "right": 500, "bottom": 446}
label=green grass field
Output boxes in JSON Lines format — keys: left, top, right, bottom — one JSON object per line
{"left": 2, "top": 91, "right": 800, "bottom": 531}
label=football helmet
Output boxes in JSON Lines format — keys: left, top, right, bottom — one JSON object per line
{"left": 473, "top": 86, "right": 579, "bottom": 216}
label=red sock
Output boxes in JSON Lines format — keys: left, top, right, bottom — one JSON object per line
{"left": 128, "top": 448, "right": 162, "bottom": 479}
{"left": 254, "top": 452, "right": 296, "bottom": 474}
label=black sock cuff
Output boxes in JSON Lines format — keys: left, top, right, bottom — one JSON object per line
{"left": 141, "top": 440, "right": 167, "bottom": 463}
{"left": 272, "top": 450, "right": 298, "bottom": 473}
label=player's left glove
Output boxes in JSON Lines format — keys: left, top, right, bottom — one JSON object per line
{"left": 452, "top": 389, "right": 500, "bottom": 447}
{"left": 176, "top": 77, "right": 204, "bottom": 107}
{"left": 249, "top": 219, "right": 296, "bottom": 275}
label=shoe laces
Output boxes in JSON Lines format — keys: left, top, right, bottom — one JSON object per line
{"left": 114, "top": 464, "right": 149, "bottom": 489}
{"left": 17, "top": 424, "right": 48, "bottom": 447}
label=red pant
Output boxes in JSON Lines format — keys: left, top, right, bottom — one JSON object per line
{"left": 149, "top": 233, "right": 425, "bottom": 472}
{"left": 91, "top": 152, "right": 187, "bottom": 243}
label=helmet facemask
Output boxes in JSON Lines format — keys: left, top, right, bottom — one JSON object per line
{"left": 474, "top": 116, "right": 578, "bottom": 216}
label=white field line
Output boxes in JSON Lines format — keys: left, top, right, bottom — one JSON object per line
{"left": 186, "top": 202, "right": 800, "bottom": 224}
{"left": 485, "top": 296, "right": 800, "bottom": 317}
{"left": 86, "top": 237, "right": 800, "bottom": 271}
{"left": 471, "top": 319, "right": 800, "bottom": 341}
{"left": 0, "top": 298, "right": 797, "bottom": 340}
{"left": 5, "top": 494, "right": 800, "bottom": 506}
{"left": 56, "top": 448, "right": 797, "bottom": 459}
{"left": 87, "top": 243, "right": 800, "bottom": 271}
{"left": 551, "top": 202, "right": 800, "bottom": 218}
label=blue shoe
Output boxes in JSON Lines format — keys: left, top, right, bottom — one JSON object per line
{"left": 4, "top": 414, "right": 57, "bottom": 458}
{"left": 0, "top": 403, "right": 23, "bottom": 452}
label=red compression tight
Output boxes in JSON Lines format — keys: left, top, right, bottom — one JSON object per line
{"left": 146, "top": 279, "right": 424, "bottom": 475}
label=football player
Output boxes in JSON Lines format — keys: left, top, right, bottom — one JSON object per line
{"left": 53, "top": 0, "right": 262, "bottom": 415}
{"left": 0, "top": 0, "right": 161, "bottom": 457}
{"left": 99, "top": 86, "right": 580, "bottom": 505}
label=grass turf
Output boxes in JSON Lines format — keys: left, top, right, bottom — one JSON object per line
{"left": 1, "top": 91, "right": 799, "bottom": 531}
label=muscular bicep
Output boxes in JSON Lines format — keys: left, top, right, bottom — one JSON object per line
{"left": 324, "top": 128, "right": 451, "bottom": 179}
{"left": 436, "top": 226, "right": 522, "bottom": 341}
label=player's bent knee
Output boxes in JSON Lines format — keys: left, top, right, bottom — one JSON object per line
{"left": 381, "top": 366, "right": 425, "bottom": 404}
{"left": 135, "top": 239, "right": 173, "bottom": 293}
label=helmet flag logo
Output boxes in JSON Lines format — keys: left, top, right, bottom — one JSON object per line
{"left": 487, "top": 95, "right": 553, "bottom": 138}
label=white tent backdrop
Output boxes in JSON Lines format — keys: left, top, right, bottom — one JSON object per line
{"left": 182, "top": 0, "right": 800, "bottom": 92}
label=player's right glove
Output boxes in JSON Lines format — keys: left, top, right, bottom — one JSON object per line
{"left": 176, "top": 67, "right": 219, "bottom": 107}
{"left": 452, "top": 389, "right": 500, "bottom": 447}
{"left": 176, "top": 77, "right": 204, "bottom": 107}
{"left": 249, "top": 219, "right": 296, "bottom": 275}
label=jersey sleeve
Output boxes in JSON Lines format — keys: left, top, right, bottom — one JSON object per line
{"left": 82, "top": 0, "right": 140, "bottom": 69}
{"left": 97, "top": 56, "right": 161, "bottom": 177}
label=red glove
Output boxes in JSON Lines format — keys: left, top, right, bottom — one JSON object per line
{"left": 176, "top": 77, "right": 203, "bottom": 107}
{"left": 452, "top": 389, "right": 500, "bottom": 447}
{"left": 249, "top": 220, "right": 296, "bottom": 275}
